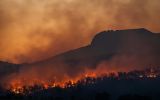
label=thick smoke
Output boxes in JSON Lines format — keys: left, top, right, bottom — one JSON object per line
{"left": 0, "top": 0, "right": 160, "bottom": 63}
{"left": 1, "top": 29, "right": 159, "bottom": 89}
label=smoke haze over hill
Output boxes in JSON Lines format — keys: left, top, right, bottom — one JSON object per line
{"left": 0, "top": 28, "right": 159, "bottom": 89}
{"left": 0, "top": 0, "right": 160, "bottom": 63}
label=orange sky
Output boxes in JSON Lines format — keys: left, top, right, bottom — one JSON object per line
{"left": 0, "top": 0, "right": 160, "bottom": 63}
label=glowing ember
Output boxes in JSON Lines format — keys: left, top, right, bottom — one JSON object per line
{"left": 6, "top": 67, "right": 160, "bottom": 94}
{"left": 9, "top": 71, "right": 108, "bottom": 94}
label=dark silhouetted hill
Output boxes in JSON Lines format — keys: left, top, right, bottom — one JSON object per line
{"left": 0, "top": 61, "right": 20, "bottom": 78}
{"left": 0, "top": 28, "right": 160, "bottom": 80}
{"left": 30, "top": 28, "right": 160, "bottom": 69}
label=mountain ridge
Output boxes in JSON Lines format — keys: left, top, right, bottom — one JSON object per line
{"left": 28, "top": 28, "right": 160, "bottom": 69}
{"left": 0, "top": 28, "right": 160, "bottom": 78}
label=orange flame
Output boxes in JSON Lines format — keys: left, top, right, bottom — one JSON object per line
{"left": 8, "top": 69, "right": 112, "bottom": 94}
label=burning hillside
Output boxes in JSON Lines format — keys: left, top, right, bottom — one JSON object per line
{"left": 7, "top": 67, "right": 160, "bottom": 95}
{"left": 0, "top": 28, "right": 159, "bottom": 95}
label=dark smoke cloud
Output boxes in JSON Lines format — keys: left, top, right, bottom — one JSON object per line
{"left": 0, "top": 0, "right": 160, "bottom": 63}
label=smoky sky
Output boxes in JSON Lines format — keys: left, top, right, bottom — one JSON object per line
{"left": 0, "top": 0, "right": 160, "bottom": 63}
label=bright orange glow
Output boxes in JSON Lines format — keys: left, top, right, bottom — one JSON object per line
{"left": 8, "top": 67, "right": 159, "bottom": 94}
{"left": 9, "top": 69, "right": 111, "bottom": 94}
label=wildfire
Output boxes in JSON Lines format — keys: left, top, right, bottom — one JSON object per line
{"left": 6, "top": 67, "right": 159, "bottom": 94}
{"left": 10, "top": 80, "right": 78, "bottom": 94}
{"left": 12, "top": 86, "right": 23, "bottom": 94}
{"left": 8, "top": 71, "right": 107, "bottom": 94}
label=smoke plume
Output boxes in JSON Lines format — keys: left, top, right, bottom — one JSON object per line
{"left": 0, "top": 0, "right": 160, "bottom": 63}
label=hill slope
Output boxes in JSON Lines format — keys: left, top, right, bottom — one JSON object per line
{"left": 30, "top": 28, "right": 160, "bottom": 69}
